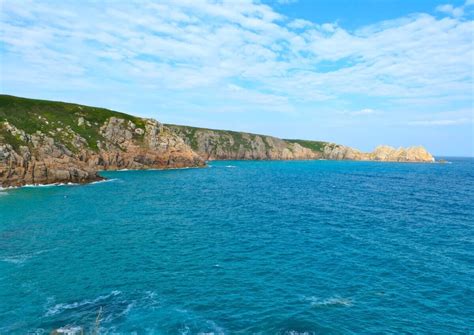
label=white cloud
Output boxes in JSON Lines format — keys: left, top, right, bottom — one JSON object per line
{"left": 277, "top": 0, "right": 299, "bottom": 4}
{"left": 0, "top": 0, "right": 472, "bottom": 112}
{"left": 352, "top": 108, "right": 378, "bottom": 116}
{"left": 408, "top": 118, "right": 472, "bottom": 126}
{"left": 436, "top": 4, "right": 464, "bottom": 17}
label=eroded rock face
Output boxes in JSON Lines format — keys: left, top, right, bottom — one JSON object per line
{"left": 322, "top": 144, "right": 435, "bottom": 162}
{"left": 168, "top": 125, "right": 435, "bottom": 163}
{"left": 0, "top": 118, "right": 205, "bottom": 187}
{"left": 169, "top": 126, "right": 321, "bottom": 161}
{"left": 0, "top": 113, "right": 435, "bottom": 188}
{"left": 0, "top": 131, "right": 100, "bottom": 187}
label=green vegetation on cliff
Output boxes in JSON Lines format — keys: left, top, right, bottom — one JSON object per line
{"left": 283, "top": 139, "right": 329, "bottom": 153}
{"left": 168, "top": 124, "right": 328, "bottom": 154}
{"left": 0, "top": 95, "right": 146, "bottom": 151}
{"left": 166, "top": 124, "right": 260, "bottom": 151}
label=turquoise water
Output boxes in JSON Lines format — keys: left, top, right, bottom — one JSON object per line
{"left": 0, "top": 159, "right": 473, "bottom": 334}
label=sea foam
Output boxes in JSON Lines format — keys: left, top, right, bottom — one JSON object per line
{"left": 306, "top": 296, "right": 353, "bottom": 307}
{"left": 45, "top": 290, "right": 122, "bottom": 317}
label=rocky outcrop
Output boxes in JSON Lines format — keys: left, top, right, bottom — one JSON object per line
{"left": 322, "top": 144, "right": 435, "bottom": 162}
{"left": 168, "top": 125, "right": 434, "bottom": 163}
{"left": 168, "top": 125, "right": 321, "bottom": 160}
{"left": 0, "top": 118, "right": 205, "bottom": 188}
{"left": 0, "top": 95, "right": 435, "bottom": 187}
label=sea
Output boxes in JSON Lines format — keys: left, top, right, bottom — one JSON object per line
{"left": 0, "top": 158, "right": 473, "bottom": 334}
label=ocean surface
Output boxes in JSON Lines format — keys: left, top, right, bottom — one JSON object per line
{"left": 0, "top": 159, "right": 473, "bottom": 334}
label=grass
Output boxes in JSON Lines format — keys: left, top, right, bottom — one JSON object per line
{"left": 167, "top": 124, "right": 271, "bottom": 152}
{"left": 0, "top": 95, "right": 329, "bottom": 156}
{"left": 0, "top": 126, "right": 25, "bottom": 151}
{"left": 284, "top": 139, "right": 329, "bottom": 153}
{"left": 168, "top": 124, "right": 329, "bottom": 154}
{"left": 0, "top": 95, "right": 146, "bottom": 151}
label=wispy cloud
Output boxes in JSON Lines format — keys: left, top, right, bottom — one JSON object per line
{"left": 0, "top": 0, "right": 472, "bottom": 156}
{"left": 1, "top": 0, "right": 472, "bottom": 106}
{"left": 408, "top": 118, "right": 472, "bottom": 126}
{"left": 352, "top": 108, "right": 378, "bottom": 116}
{"left": 436, "top": 0, "right": 474, "bottom": 17}
{"left": 436, "top": 4, "right": 464, "bottom": 17}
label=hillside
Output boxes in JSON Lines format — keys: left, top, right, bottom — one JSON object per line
{"left": 0, "top": 95, "right": 204, "bottom": 187}
{"left": 0, "top": 95, "right": 435, "bottom": 187}
{"left": 167, "top": 124, "right": 326, "bottom": 160}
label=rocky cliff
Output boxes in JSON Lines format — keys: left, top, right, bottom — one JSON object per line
{"left": 167, "top": 125, "right": 435, "bottom": 163}
{"left": 322, "top": 144, "right": 435, "bottom": 162}
{"left": 167, "top": 125, "right": 323, "bottom": 160}
{"left": 0, "top": 95, "right": 435, "bottom": 187}
{"left": 0, "top": 95, "right": 204, "bottom": 187}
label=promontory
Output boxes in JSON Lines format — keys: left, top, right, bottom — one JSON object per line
{"left": 0, "top": 95, "right": 435, "bottom": 187}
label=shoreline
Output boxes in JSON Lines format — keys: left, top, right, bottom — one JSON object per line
{"left": 0, "top": 165, "right": 208, "bottom": 191}
{"left": 0, "top": 159, "right": 447, "bottom": 191}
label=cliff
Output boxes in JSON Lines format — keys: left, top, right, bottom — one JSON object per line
{"left": 0, "top": 95, "right": 435, "bottom": 187}
{"left": 0, "top": 95, "right": 204, "bottom": 187}
{"left": 322, "top": 144, "right": 435, "bottom": 162}
{"left": 167, "top": 125, "right": 324, "bottom": 160}
{"left": 166, "top": 125, "right": 434, "bottom": 163}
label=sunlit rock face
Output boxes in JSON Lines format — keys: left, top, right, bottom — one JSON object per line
{"left": 0, "top": 118, "right": 205, "bottom": 188}
{"left": 322, "top": 144, "right": 435, "bottom": 162}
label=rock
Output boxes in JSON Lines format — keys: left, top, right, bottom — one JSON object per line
{"left": 0, "top": 95, "right": 435, "bottom": 187}
{"left": 322, "top": 144, "right": 434, "bottom": 162}
{"left": 169, "top": 126, "right": 321, "bottom": 161}
{"left": 0, "top": 117, "right": 205, "bottom": 187}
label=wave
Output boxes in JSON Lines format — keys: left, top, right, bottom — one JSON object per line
{"left": 52, "top": 326, "right": 83, "bottom": 334}
{"left": 1, "top": 250, "right": 48, "bottom": 265}
{"left": 1, "top": 255, "right": 29, "bottom": 264}
{"left": 23, "top": 182, "right": 79, "bottom": 188}
{"left": 45, "top": 290, "right": 122, "bottom": 317}
{"left": 1, "top": 182, "right": 80, "bottom": 191}
{"left": 305, "top": 296, "right": 353, "bottom": 307}
{"left": 225, "top": 165, "right": 236, "bottom": 168}
{"left": 88, "top": 178, "right": 117, "bottom": 185}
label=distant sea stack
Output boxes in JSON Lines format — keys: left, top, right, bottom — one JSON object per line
{"left": 322, "top": 144, "right": 435, "bottom": 163}
{"left": 0, "top": 95, "right": 434, "bottom": 187}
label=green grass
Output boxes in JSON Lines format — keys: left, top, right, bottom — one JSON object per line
{"left": 168, "top": 124, "right": 329, "bottom": 154}
{"left": 0, "top": 95, "right": 146, "bottom": 151}
{"left": 0, "top": 125, "right": 25, "bottom": 151}
{"left": 167, "top": 124, "right": 268, "bottom": 152}
{"left": 0, "top": 95, "right": 329, "bottom": 156}
{"left": 284, "top": 139, "right": 329, "bottom": 153}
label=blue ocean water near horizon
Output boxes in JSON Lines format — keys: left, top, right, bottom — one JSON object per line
{"left": 0, "top": 158, "right": 473, "bottom": 334}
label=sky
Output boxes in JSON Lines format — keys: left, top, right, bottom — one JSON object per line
{"left": 1, "top": 0, "right": 473, "bottom": 156}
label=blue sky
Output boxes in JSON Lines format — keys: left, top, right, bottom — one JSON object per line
{"left": 1, "top": 0, "right": 473, "bottom": 156}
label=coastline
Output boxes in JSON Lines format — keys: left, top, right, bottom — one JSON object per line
{"left": 0, "top": 165, "right": 209, "bottom": 190}
{"left": 0, "top": 158, "right": 445, "bottom": 190}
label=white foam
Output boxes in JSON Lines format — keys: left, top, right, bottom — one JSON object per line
{"left": 1, "top": 250, "right": 48, "bottom": 265}
{"left": 1, "top": 255, "right": 29, "bottom": 264}
{"left": 88, "top": 178, "right": 117, "bottom": 185}
{"left": 54, "top": 326, "right": 83, "bottom": 335}
{"left": 225, "top": 165, "right": 236, "bottom": 168}
{"left": 23, "top": 182, "right": 79, "bottom": 188}
{"left": 45, "top": 290, "right": 122, "bottom": 317}
{"left": 2, "top": 182, "right": 80, "bottom": 190}
{"left": 306, "top": 296, "right": 353, "bottom": 307}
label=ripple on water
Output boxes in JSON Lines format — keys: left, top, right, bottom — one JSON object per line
{"left": 1, "top": 159, "right": 473, "bottom": 333}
